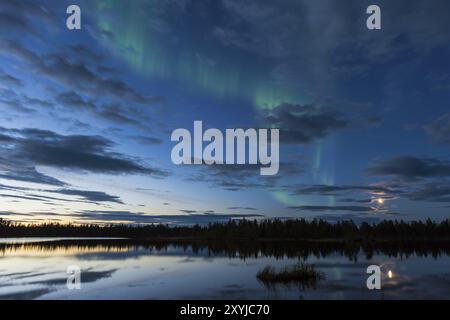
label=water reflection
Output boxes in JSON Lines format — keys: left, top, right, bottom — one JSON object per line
{"left": 2, "top": 239, "right": 450, "bottom": 259}
{"left": 0, "top": 238, "right": 449, "bottom": 300}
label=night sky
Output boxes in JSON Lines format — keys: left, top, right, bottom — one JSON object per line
{"left": 1, "top": 0, "right": 450, "bottom": 225}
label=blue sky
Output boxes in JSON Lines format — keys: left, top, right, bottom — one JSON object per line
{"left": 1, "top": 0, "right": 450, "bottom": 224}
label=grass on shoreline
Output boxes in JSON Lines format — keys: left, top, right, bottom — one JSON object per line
{"left": 257, "top": 263, "right": 325, "bottom": 285}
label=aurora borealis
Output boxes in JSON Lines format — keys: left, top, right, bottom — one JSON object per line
{"left": 1, "top": 0, "right": 450, "bottom": 224}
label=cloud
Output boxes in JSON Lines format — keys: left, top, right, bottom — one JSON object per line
{"left": 0, "top": 127, "right": 168, "bottom": 178}
{"left": 130, "top": 135, "right": 163, "bottom": 145}
{"left": 217, "top": 0, "right": 450, "bottom": 99}
{"left": 0, "top": 41, "right": 162, "bottom": 106}
{"left": 295, "top": 164, "right": 450, "bottom": 204}
{"left": 261, "top": 103, "right": 348, "bottom": 144}
{"left": 72, "top": 211, "right": 264, "bottom": 225}
{"left": 56, "top": 91, "right": 94, "bottom": 110}
{"left": 96, "top": 104, "right": 143, "bottom": 127}
{"left": 406, "top": 183, "right": 450, "bottom": 203}
{"left": 0, "top": 193, "right": 77, "bottom": 204}
{"left": 21, "top": 95, "right": 53, "bottom": 109}
{"left": 0, "top": 31, "right": 163, "bottom": 130}
{"left": 0, "top": 87, "right": 54, "bottom": 115}
{"left": 55, "top": 92, "right": 153, "bottom": 129}
{"left": 0, "top": 210, "right": 34, "bottom": 217}
{"left": 43, "top": 54, "right": 150, "bottom": 103}
{"left": 188, "top": 164, "right": 270, "bottom": 191}
{"left": 0, "top": 11, "right": 30, "bottom": 38}
{"left": 0, "top": 167, "right": 66, "bottom": 186}
{"left": 180, "top": 210, "right": 197, "bottom": 214}
{"left": 48, "top": 189, "right": 123, "bottom": 204}
{"left": 61, "top": 44, "right": 105, "bottom": 65}
{"left": 290, "top": 184, "right": 397, "bottom": 196}
{"left": 0, "top": 70, "right": 23, "bottom": 87}
{"left": 363, "top": 157, "right": 450, "bottom": 203}
{"left": 338, "top": 196, "right": 396, "bottom": 204}
{"left": 425, "top": 113, "right": 450, "bottom": 144}
{"left": 186, "top": 161, "right": 303, "bottom": 192}
{"left": 367, "top": 156, "right": 450, "bottom": 180}
{"left": 0, "top": 0, "right": 56, "bottom": 31}
{"left": 288, "top": 205, "right": 376, "bottom": 212}
{"left": 0, "top": 88, "right": 36, "bottom": 113}
{"left": 0, "top": 183, "right": 124, "bottom": 205}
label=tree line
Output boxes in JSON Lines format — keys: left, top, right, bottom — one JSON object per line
{"left": 1, "top": 218, "right": 450, "bottom": 240}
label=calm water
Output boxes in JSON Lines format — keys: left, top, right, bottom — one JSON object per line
{"left": 0, "top": 238, "right": 449, "bottom": 300}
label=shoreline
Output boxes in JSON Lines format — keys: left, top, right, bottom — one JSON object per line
{"left": 1, "top": 236, "right": 450, "bottom": 243}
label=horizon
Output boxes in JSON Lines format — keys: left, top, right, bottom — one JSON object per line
{"left": 1, "top": 215, "right": 448, "bottom": 227}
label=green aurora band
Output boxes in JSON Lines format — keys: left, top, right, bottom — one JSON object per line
{"left": 94, "top": 0, "right": 300, "bottom": 109}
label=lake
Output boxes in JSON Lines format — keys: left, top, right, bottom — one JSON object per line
{"left": 0, "top": 238, "right": 449, "bottom": 300}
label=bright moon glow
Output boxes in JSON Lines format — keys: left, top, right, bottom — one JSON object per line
{"left": 388, "top": 270, "right": 393, "bottom": 278}
{"left": 377, "top": 198, "right": 384, "bottom": 205}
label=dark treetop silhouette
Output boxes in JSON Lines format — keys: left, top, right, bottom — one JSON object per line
{"left": 1, "top": 218, "right": 450, "bottom": 241}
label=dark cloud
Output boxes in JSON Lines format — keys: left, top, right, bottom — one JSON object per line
{"left": 0, "top": 70, "right": 23, "bottom": 87}
{"left": 338, "top": 198, "right": 375, "bottom": 204}
{"left": 21, "top": 95, "right": 53, "bottom": 109}
{"left": 180, "top": 210, "right": 197, "bottom": 214}
{"left": 288, "top": 205, "right": 376, "bottom": 212}
{"left": 296, "top": 179, "right": 450, "bottom": 205}
{"left": 56, "top": 91, "right": 94, "bottom": 110}
{"left": 338, "top": 197, "right": 395, "bottom": 204}
{"left": 187, "top": 162, "right": 302, "bottom": 191}
{"left": 227, "top": 207, "right": 258, "bottom": 211}
{"left": 367, "top": 156, "right": 450, "bottom": 180}
{"left": 0, "top": 11, "right": 30, "bottom": 38}
{"left": 44, "top": 54, "right": 149, "bottom": 102}
{"left": 48, "top": 189, "right": 123, "bottom": 204}
{"left": 55, "top": 92, "right": 152, "bottom": 129}
{"left": 202, "top": 166, "right": 274, "bottom": 191}
{"left": 300, "top": 170, "right": 450, "bottom": 205}
{"left": 261, "top": 103, "right": 348, "bottom": 144}
{"left": 61, "top": 44, "right": 104, "bottom": 65}
{"left": 0, "top": 40, "right": 40, "bottom": 65}
{"left": 0, "top": 127, "right": 168, "bottom": 178}
{"left": 425, "top": 113, "right": 450, "bottom": 144}
{"left": 72, "top": 211, "right": 264, "bottom": 225}
{"left": 0, "top": 193, "right": 77, "bottom": 204}
{"left": 96, "top": 104, "right": 143, "bottom": 127}
{"left": 0, "top": 167, "right": 66, "bottom": 186}
{"left": 0, "top": 36, "right": 166, "bottom": 140}
{"left": 217, "top": 0, "right": 450, "bottom": 101}
{"left": 0, "top": 87, "right": 53, "bottom": 114}
{"left": 0, "top": 211, "right": 34, "bottom": 217}
{"left": 0, "top": 0, "right": 56, "bottom": 30}
{"left": 1, "top": 38, "right": 162, "bottom": 129}
{"left": 130, "top": 135, "right": 163, "bottom": 145}
{"left": 407, "top": 183, "right": 450, "bottom": 203}
{"left": 0, "top": 41, "right": 162, "bottom": 106}
{"left": 290, "top": 184, "right": 397, "bottom": 196}
{"left": 0, "top": 182, "right": 123, "bottom": 205}
{"left": 0, "top": 88, "right": 36, "bottom": 113}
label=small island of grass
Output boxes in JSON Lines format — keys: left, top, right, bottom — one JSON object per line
{"left": 256, "top": 263, "right": 325, "bottom": 289}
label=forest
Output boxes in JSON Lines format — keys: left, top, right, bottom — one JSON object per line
{"left": 1, "top": 217, "right": 450, "bottom": 241}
